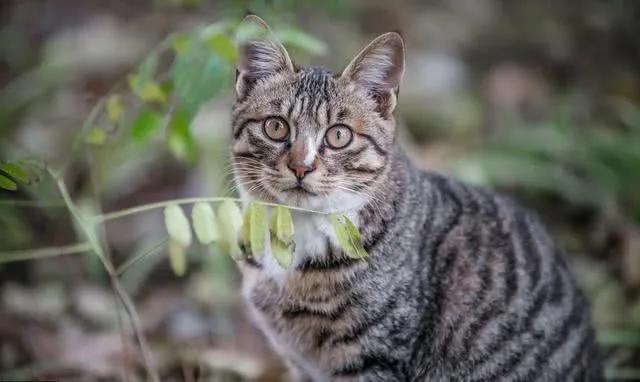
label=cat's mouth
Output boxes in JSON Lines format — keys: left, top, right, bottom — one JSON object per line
{"left": 284, "top": 184, "right": 318, "bottom": 196}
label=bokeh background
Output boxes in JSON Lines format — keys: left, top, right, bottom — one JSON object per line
{"left": 1, "top": 0, "right": 639, "bottom": 380}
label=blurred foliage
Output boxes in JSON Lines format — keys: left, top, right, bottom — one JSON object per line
{"left": 1, "top": 0, "right": 640, "bottom": 379}
{"left": 455, "top": 100, "right": 640, "bottom": 223}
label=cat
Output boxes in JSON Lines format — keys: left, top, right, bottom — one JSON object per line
{"left": 230, "top": 15, "right": 603, "bottom": 382}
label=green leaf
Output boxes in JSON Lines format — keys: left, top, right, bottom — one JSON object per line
{"left": 0, "top": 174, "right": 17, "bottom": 191}
{"left": 242, "top": 206, "right": 251, "bottom": 247}
{"left": 84, "top": 128, "right": 107, "bottom": 145}
{"left": 172, "top": 39, "right": 231, "bottom": 116}
{"left": 167, "top": 107, "right": 197, "bottom": 163}
{"left": 261, "top": 199, "right": 295, "bottom": 269}
{"left": 136, "top": 53, "right": 158, "bottom": 89}
{"left": 342, "top": 216, "right": 368, "bottom": 258}
{"left": 106, "top": 94, "right": 124, "bottom": 124}
{"left": 0, "top": 162, "right": 29, "bottom": 184}
{"left": 164, "top": 204, "right": 192, "bottom": 247}
{"left": 329, "top": 214, "right": 368, "bottom": 259}
{"left": 274, "top": 28, "right": 328, "bottom": 55}
{"left": 271, "top": 237, "right": 293, "bottom": 268}
{"left": 172, "top": 33, "right": 191, "bottom": 55}
{"left": 217, "top": 200, "right": 243, "bottom": 260}
{"left": 192, "top": 202, "right": 219, "bottom": 244}
{"left": 130, "top": 108, "right": 164, "bottom": 143}
{"left": 128, "top": 74, "right": 167, "bottom": 104}
{"left": 218, "top": 200, "right": 242, "bottom": 231}
{"left": 207, "top": 34, "right": 237, "bottom": 62}
{"left": 168, "top": 239, "right": 187, "bottom": 276}
{"left": 270, "top": 206, "right": 294, "bottom": 244}
{"left": 249, "top": 202, "right": 267, "bottom": 259}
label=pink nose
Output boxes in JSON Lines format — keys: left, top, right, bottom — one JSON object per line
{"left": 287, "top": 139, "right": 317, "bottom": 180}
{"left": 287, "top": 162, "right": 315, "bottom": 180}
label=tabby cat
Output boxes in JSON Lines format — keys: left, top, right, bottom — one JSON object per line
{"left": 231, "top": 15, "right": 602, "bottom": 381}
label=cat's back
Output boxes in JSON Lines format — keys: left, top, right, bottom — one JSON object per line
{"left": 412, "top": 171, "right": 602, "bottom": 381}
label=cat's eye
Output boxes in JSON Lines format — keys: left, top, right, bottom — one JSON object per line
{"left": 324, "top": 125, "right": 353, "bottom": 149}
{"left": 263, "top": 117, "right": 289, "bottom": 142}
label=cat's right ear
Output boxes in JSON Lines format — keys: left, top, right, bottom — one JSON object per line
{"left": 340, "top": 32, "right": 405, "bottom": 118}
{"left": 235, "top": 15, "right": 294, "bottom": 99}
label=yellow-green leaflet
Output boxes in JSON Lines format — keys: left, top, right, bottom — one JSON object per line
{"left": 0, "top": 174, "right": 17, "bottom": 191}
{"left": 270, "top": 206, "right": 294, "bottom": 244}
{"left": 85, "top": 128, "right": 107, "bottom": 145}
{"left": 343, "top": 216, "right": 368, "bottom": 258}
{"left": 329, "top": 214, "right": 368, "bottom": 259}
{"left": 242, "top": 206, "right": 251, "bottom": 247}
{"left": 248, "top": 202, "right": 267, "bottom": 259}
{"left": 191, "top": 202, "right": 219, "bottom": 244}
{"left": 164, "top": 205, "right": 192, "bottom": 247}
{"left": 106, "top": 94, "right": 124, "bottom": 124}
{"left": 218, "top": 200, "right": 243, "bottom": 232}
{"left": 0, "top": 162, "right": 29, "bottom": 184}
{"left": 217, "top": 201, "right": 243, "bottom": 260}
{"left": 128, "top": 74, "right": 167, "bottom": 104}
{"left": 271, "top": 237, "right": 293, "bottom": 268}
{"left": 168, "top": 239, "right": 187, "bottom": 276}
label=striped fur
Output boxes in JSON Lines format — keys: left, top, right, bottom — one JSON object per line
{"left": 231, "top": 17, "right": 602, "bottom": 381}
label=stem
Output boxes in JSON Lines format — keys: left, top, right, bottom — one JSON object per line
{"left": 0, "top": 200, "right": 65, "bottom": 207}
{"left": 116, "top": 239, "right": 168, "bottom": 276}
{"left": 112, "top": 290, "right": 132, "bottom": 382}
{"left": 92, "top": 196, "right": 329, "bottom": 224}
{"left": 0, "top": 242, "right": 92, "bottom": 264}
{"left": 55, "top": 176, "right": 160, "bottom": 382}
{"left": 111, "top": 277, "right": 158, "bottom": 382}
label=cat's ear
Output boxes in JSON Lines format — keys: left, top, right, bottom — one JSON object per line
{"left": 340, "top": 32, "right": 405, "bottom": 117}
{"left": 235, "top": 15, "right": 294, "bottom": 99}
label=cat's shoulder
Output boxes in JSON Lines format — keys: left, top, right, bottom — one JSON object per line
{"left": 416, "top": 169, "right": 529, "bottom": 220}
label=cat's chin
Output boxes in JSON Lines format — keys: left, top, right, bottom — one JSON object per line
{"left": 279, "top": 188, "right": 370, "bottom": 214}
{"left": 237, "top": 184, "right": 369, "bottom": 214}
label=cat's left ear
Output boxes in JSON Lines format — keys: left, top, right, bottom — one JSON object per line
{"left": 235, "top": 15, "right": 295, "bottom": 99}
{"left": 340, "top": 32, "right": 405, "bottom": 117}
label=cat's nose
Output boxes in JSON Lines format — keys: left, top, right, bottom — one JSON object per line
{"left": 287, "top": 162, "right": 315, "bottom": 180}
{"left": 287, "top": 139, "right": 317, "bottom": 180}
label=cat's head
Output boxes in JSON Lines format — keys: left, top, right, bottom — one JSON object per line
{"left": 231, "top": 15, "right": 404, "bottom": 211}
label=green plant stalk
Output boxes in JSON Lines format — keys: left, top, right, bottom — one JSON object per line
{"left": 92, "top": 196, "right": 330, "bottom": 224}
{"left": 0, "top": 200, "right": 66, "bottom": 207}
{"left": 0, "top": 242, "right": 91, "bottom": 263}
{"left": 116, "top": 239, "right": 168, "bottom": 276}
{"left": 55, "top": 176, "right": 160, "bottom": 382}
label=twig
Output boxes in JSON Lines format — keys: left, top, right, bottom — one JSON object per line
{"left": 0, "top": 199, "right": 66, "bottom": 207}
{"left": 91, "top": 196, "right": 329, "bottom": 224}
{"left": 116, "top": 239, "right": 168, "bottom": 276}
{"left": 55, "top": 176, "right": 160, "bottom": 382}
{"left": 112, "top": 290, "right": 132, "bottom": 382}
{"left": 0, "top": 242, "right": 92, "bottom": 263}
{"left": 111, "top": 277, "right": 158, "bottom": 382}
{"left": 87, "top": 149, "right": 131, "bottom": 382}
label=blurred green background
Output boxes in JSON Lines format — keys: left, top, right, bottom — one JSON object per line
{"left": 0, "top": 0, "right": 639, "bottom": 380}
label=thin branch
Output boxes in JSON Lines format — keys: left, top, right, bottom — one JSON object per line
{"left": 92, "top": 196, "right": 329, "bottom": 224}
{"left": 116, "top": 239, "right": 168, "bottom": 276}
{"left": 0, "top": 242, "right": 92, "bottom": 264}
{"left": 112, "top": 290, "right": 132, "bottom": 382}
{"left": 111, "top": 277, "right": 158, "bottom": 382}
{"left": 55, "top": 176, "right": 160, "bottom": 382}
{"left": 0, "top": 200, "right": 66, "bottom": 207}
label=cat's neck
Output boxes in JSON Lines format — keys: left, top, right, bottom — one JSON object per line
{"left": 289, "top": 148, "right": 412, "bottom": 265}
{"left": 357, "top": 148, "right": 414, "bottom": 248}
{"left": 238, "top": 147, "right": 414, "bottom": 282}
